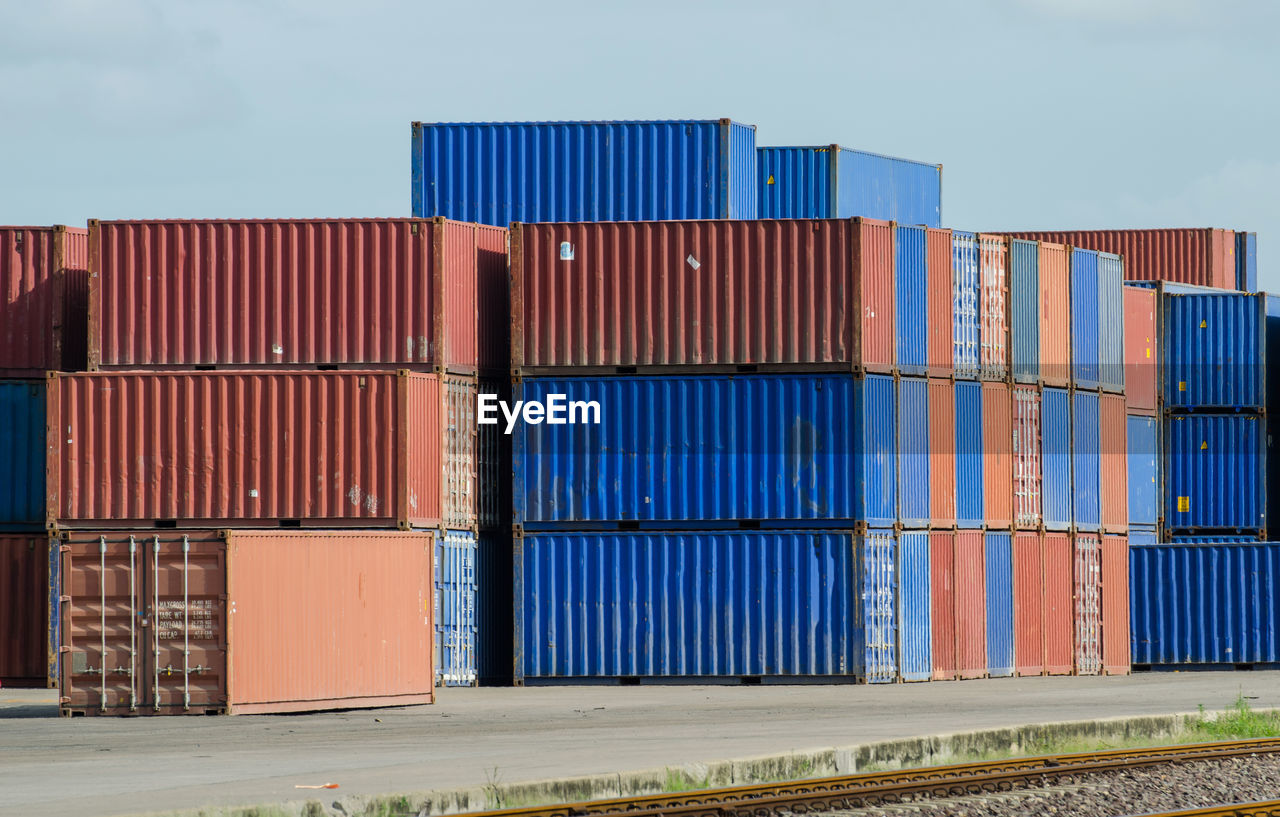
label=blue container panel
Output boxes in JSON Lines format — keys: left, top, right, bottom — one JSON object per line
{"left": 1041, "top": 388, "right": 1072, "bottom": 530}
{"left": 1268, "top": 296, "right": 1280, "bottom": 533}
{"left": 0, "top": 381, "right": 45, "bottom": 528}
{"left": 985, "top": 532, "right": 1014, "bottom": 678}
{"left": 898, "top": 532, "right": 931, "bottom": 682}
{"left": 1130, "top": 542, "right": 1280, "bottom": 664}
{"left": 1071, "top": 249, "right": 1100, "bottom": 389}
{"left": 897, "top": 378, "right": 929, "bottom": 526}
{"left": 435, "top": 530, "right": 478, "bottom": 687}
{"left": 757, "top": 147, "right": 831, "bottom": 219}
{"left": 952, "top": 231, "right": 980, "bottom": 379}
{"left": 836, "top": 148, "right": 942, "bottom": 227}
{"left": 896, "top": 226, "right": 928, "bottom": 375}
{"left": 955, "top": 381, "right": 984, "bottom": 526}
{"left": 1072, "top": 392, "right": 1101, "bottom": 531}
{"left": 1162, "top": 293, "right": 1265, "bottom": 410}
{"left": 476, "top": 529, "right": 513, "bottom": 685}
{"left": 1164, "top": 414, "right": 1266, "bottom": 531}
{"left": 1127, "top": 415, "right": 1159, "bottom": 528}
{"left": 1237, "top": 232, "right": 1257, "bottom": 292}
{"left": 412, "top": 119, "right": 758, "bottom": 225}
{"left": 1128, "top": 527, "right": 1159, "bottom": 547}
{"left": 1169, "top": 535, "right": 1262, "bottom": 544}
{"left": 1009, "top": 239, "right": 1039, "bottom": 383}
{"left": 1099, "top": 252, "right": 1125, "bottom": 392}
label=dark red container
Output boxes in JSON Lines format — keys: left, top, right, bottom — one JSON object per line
{"left": 1102, "top": 534, "right": 1131, "bottom": 675}
{"left": 1004, "top": 228, "right": 1236, "bottom": 289}
{"left": 955, "top": 530, "right": 987, "bottom": 679}
{"left": 983, "top": 382, "right": 1012, "bottom": 529}
{"left": 1100, "top": 393, "right": 1128, "bottom": 533}
{"left": 1012, "top": 531, "right": 1043, "bottom": 676}
{"left": 929, "top": 530, "right": 957, "bottom": 680}
{"left": 926, "top": 228, "right": 953, "bottom": 378}
{"left": 1123, "top": 286, "right": 1158, "bottom": 415}
{"left": 0, "top": 534, "right": 52, "bottom": 687}
{"left": 0, "top": 226, "right": 88, "bottom": 375}
{"left": 928, "top": 378, "right": 956, "bottom": 527}
{"left": 1044, "top": 532, "right": 1073, "bottom": 675}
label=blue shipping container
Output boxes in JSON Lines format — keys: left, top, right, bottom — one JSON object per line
{"left": 513, "top": 374, "right": 896, "bottom": 527}
{"left": 412, "top": 119, "right": 758, "bottom": 225}
{"left": 1071, "top": 249, "right": 1101, "bottom": 389}
{"left": 1072, "top": 391, "right": 1101, "bottom": 531}
{"left": 1268, "top": 296, "right": 1280, "bottom": 536}
{"left": 955, "top": 381, "right": 984, "bottom": 526}
{"left": 985, "top": 532, "right": 1014, "bottom": 678}
{"left": 896, "top": 225, "right": 928, "bottom": 375}
{"left": 757, "top": 145, "right": 942, "bottom": 226}
{"left": 1009, "top": 239, "right": 1039, "bottom": 384}
{"left": 1042, "top": 387, "right": 1072, "bottom": 531}
{"left": 0, "top": 380, "right": 44, "bottom": 529}
{"left": 1131, "top": 541, "right": 1280, "bottom": 665}
{"left": 514, "top": 529, "right": 895, "bottom": 681}
{"left": 1127, "top": 415, "right": 1159, "bottom": 528}
{"left": 953, "top": 231, "right": 980, "bottom": 379}
{"left": 1237, "top": 231, "right": 1258, "bottom": 292}
{"left": 1128, "top": 526, "right": 1159, "bottom": 547}
{"left": 898, "top": 378, "right": 929, "bottom": 527}
{"left": 1163, "top": 293, "right": 1266, "bottom": 411}
{"left": 1098, "top": 252, "right": 1125, "bottom": 393}
{"left": 435, "top": 530, "right": 477, "bottom": 687}
{"left": 476, "top": 529, "right": 513, "bottom": 685}
{"left": 1169, "top": 535, "right": 1262, "bottom": 544}
{"left": 1164, "top": 413, "right": 1266, "bottom": 531}
{"left": 898, "top": 531, "right": 931, "bottom": 682}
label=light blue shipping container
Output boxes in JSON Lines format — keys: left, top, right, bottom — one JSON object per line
{"left": 1071, "top": 249, "right": 1101, "bottom": 389}
{"left": 757, "top": 145, "right": 941, "bottom": 226}
{"left": 514, "top": 529, "right": 896, "bottom": 681}
{"left": 955, "top": 381, "right": 984, "bottom": 526}
{"left": 897, "top": 377, "right": 929, "bottom": 527}
{"left": 1042, "top": 387, "right": 1072, "bottom": 531}
{"left": 477, "top": 529, "right": 513, "bottom": 685}
{"left": 1164, "top": 413, "right": 1266, "bottom": 532}
{"left": 1127, "top": 415, "right": 1159, "bottom": 528}
{"left": 1162, "top": 293, "right": 1266, "bottom": 411}
{"left": 1237, "top": 231, "right": 1258, "bottom": 292}
{"left": 513, "top": 374, "right": 896, "bottom": 527}
{"left": 896, "top": 225, "right": 928, "bottom": 375}
{"left": 0, "top": 380, "right": 45, "bottom": 529}
{"left": 1009, "top": 239, "right": 1039, "bottom": 384}
{"left": 435, "top": 530, "right": 477, "bottom": 687}
{"left": 1072, "top": 391, "right": 1101, "bottom": 531}
{"left": 1098, "top": 252, "right": 1125, "bottom": 393}
{"left": 1131, "top": 541, "right": 1280, "bottom": 665}
{"left": 1128, "top": 526, "right": 1159, "bottom": 546}
{"left": 985, "top": 532, "right": 1014, "bottom": 678}
{"left": 898, "top": 531, "right": 931, "bottom": 682}
{"left": 412, "top": 119, "right": 758, "bottom": 225}
{"left": 953, "top": 231, "right": 980, "bottom": 379}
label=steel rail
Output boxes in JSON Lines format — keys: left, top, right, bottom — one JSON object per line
{"left": 1139, "top": 800, "right": 1280, "bottom": 817}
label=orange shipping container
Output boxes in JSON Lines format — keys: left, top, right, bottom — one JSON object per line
{"left": 0, "top": 535, "right": 53, "bottom": 687}
{"left": 0, "top": 225, "right": 88, "bottom": 376}
{"left": 1044, "top": 532, "right": 1074, "bottom": 675}
{"left": 926, "top": 228, "right": 953, "bottom": 378}
{"left": 928, "top": 378, "right": 956, "bottom": 526}
{"left": 978, "top": 234, "right": 1009, "bottom": 380}
{"left": 1100, "top": 394, "right": 1128, "bottom": 532}
{"left": 56, "top": 530, "right": 434, "bottom": 716}
{"left": 982, "top": 382, "right": 1013, "bottom": 528}
{"left": 956, "top": 530, "right": 987, "bottom": 679}
{"left": 1012, "top": 531, "right": 1043, "bottom": 676}
{"left": 1123, "top": 287, "right": 1158, "bottom": 415}
{"left": 1102, "top": 534, "right": 1131, "bottom": 675}
{"left": 1038, "top": 242, "right": 1070, "bottom": 387}
{"left": 929, "top": 531, "right": 957, "bottom": 680}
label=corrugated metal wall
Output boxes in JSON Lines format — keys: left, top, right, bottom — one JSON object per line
{"left": 1127, "top": 415, "right": 1159, "bottom": 528}
{"left": 1072, "top": 391, "right": 1101, "bottom": 531}
{"left": 930, "top": 531, "right": 957, "bottom": 680}
{"left": 1041, "top": 387, "right": 1072, "bottom": 531}
{"left": 983, "top": 382, "right": 1012, "bottom": 529}
{"left": 955, "top": 381, "right": 984, "bottom": 527}
{"left": 0, "top": 535, "right": 51, "bottom": 686}
{"left": 757, "top": 147, "right": 831, "bottom": 219}
{"left": 435, "top": 530, "right": 477, "bottom": 687}
{"left": 1162, "top": 293, "right": 1265, "bottom": 410}
{"left": 1123, "top": 286, "right": 1158, "bottom": 414}
{"left": 0, "top": 381, "right": 45, "bottom": 529}
{"left": 1013, "top": 385, "right": 1042, "bottom": 529}
{"left": 1101, "top": 534, "right": 1130, "bottom": 675}
{"left": 956, "top": 531, "right": 987, "bottom": 679}
{"left": 1237, "top": 231, "right": 1258, "bottom": 291}
{"left": 898, "top": 378, "right": 929, "bottom": 527}
{"left": 1004, "top": 228, "right": 1236, "bottom": 289}
{"left": 1071, "top": 249, "right": 1101, "bottom": 389}
{"left": 1012, "top": 531, "right": 1043, "bottom": 676}
{"left": 952, "top": 231, "right": 980, "bottom": 379}
{"left": 928, "top": 378, "right": 956, "bottom": 527}
{"left": 1009, "top": 239, "right": 1039, "bottom": 383}
{"left": 836, "top": 148, "right": 942, "bottom": 227}
{"left": 926, "top": 228, "right": 953, "bottom": 379}
{"left": 1164, "top": 414, "right": 1266, "bottom": 531}
{"left": 978, "top": 235, "right": 1009, "bottom": 380}
{"left": 1040, "top": 243, "right": 1071, "bottom": 387}
{"left": 1074, "top": 533, "right": 1102, "bottom": 675}
{"left": 1, "top": 226, "right": 89, "bottom": 375}
{"left": 985, "top": 532, "right": 1013, "bottom": 678}
{"left": 1098, "top": 252, "right": 1126, "bottom": 393}
{"left": 896, "top": 225, "right": 927, "bottom": 375}
{"left": 1044, "top": 532, "right": 1074, "bottom": 675}
{"left": 898, "top": 532, "right": 931, "bottom": 682}
{"left": 1099, "top": 394, "right": 1128, "bottom": 532}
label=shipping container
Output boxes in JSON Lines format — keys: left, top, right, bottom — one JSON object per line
{"left": 1128, "top": 526, "right": 1158, "bottom": 546}
{"left": 412, "top": 119, "right": 758, "bottom": 225}
{"left": 476, "top": 376, "right": 508, "bottom": 530}
{"left": 1071, "top": 248, "right": 1101, "bottom": 389}
{"left": 435, "top": 530, "right": 477, "bottom": 687}
{"left": 1012, "top": 531, "right": 1043, "bottom": 676}
{"left": 1041, "top": 387, "right": 1072, "bottom": 531}
{"left": 1127, "top": 415, "right": 1159, "bottom": 529}
{"left": 510, "top": 218, "right": 895, "bottom": 374}
{"left": 1269, "top": 296, "right": 1280, "bottom": 543}
{"left": 1013, "top": 385, "right": 1042, "bottom": 529}
{"left": 476, "top": 528, "right": 513, "bottom": 685}
{"left": 0, "top": 226, "right": 88, "bottom": 376}
{"left": 1039, "top": 242, "right": 1071, "bottom": 387}
{"left": 513, "top": 374, "right": 895, "bottom": 528}
{"left": 1044, "top": 532, "right": 1074, "bottom": 675}
{"left": 1131, "top": 541, "right": 1280, "bottom": 665}
{"left": 1, "top": 380, "right": 45, "bottom": 529}
{"left": 929, "top": 531, "right": 957, "bottom": 680}
{"left": 1072, "top": 391, "right": 1101, "bottom": 532}
{"left": 476, "top": 225, "right": 511, "bottom": 373}
{"left": 955, "top": 381, "right": 984, "bottom": 527}
{"left": 928, "top": 378, "right": 956, "bottom": 527}
{"left": 1123, "top": 287, "right": 1158, "bottom": 415}
{"left": 896, "top": 225, "right": 927, "bottom": 375}
{"left": 513, "top": 529, "right": 891, "bottom": 682}
{"left": 927, "top": 229, "right": 953, "bottom": 379}
{"left": 898, "top": 378, "right": 930, "bottom": 527}
{"left": 1236, "top": 231, "right": 1258, "bottom": 292}
{"left": 1169, "top": 535, "right": 1263, "bottom": 544}
{"left": 979, "top": 234, "right": 1009, "bottom": 381}
{"left": 1003, "top": 228, "right": 1236, "bottom": 289}
{"left": 1101, "top": 534, "right": 1130, "bottom": 675}
{"left": 1074, "top": 532, "right": 1102, "bottom": 675}
{"left": 0, "top": 535, "right": 52, "bottom": 687}
{"left": 1162, "top": 292, "right": 1266, "bottom": 411}
{"left": 1009, "top": 239, "right": 1039, "bottom": 384}
{"left": 1098, "top": 252, "right": 1125, "bottom": 393}
{"left": 898, "top": 531, "right": 931, "bottom": 682}
{"left": 1100, "top": 394, "right": 1128, "bottom": 533}
{"left": 757, "top": 145, "right": 942, "bottom": 226}
{"left": 956, "top": 530, "right": 987, "bottom": 679}
{"left": 985, "top": 531, "right": 1013, "bottom": 678}
{"left": 953, "top": 231, "right": 980, "bottom": 379}
{"left": 89, "top": 219, "right": 497, "bottom": 373}
{"left": 983, "top": 382, "right": 1012, "bottom": 529}
{"left": 1164, "top": 413, "right": 1266, "bottom": 532}
{"left": 47, "top": 371, "right": 470, "bottom": 530}
{"left": 57, "top": 530, "right": 434, "bottom": 716}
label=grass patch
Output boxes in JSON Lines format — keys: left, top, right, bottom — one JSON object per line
{"left": 662, "top": 768, "right": 712, "bottom": 793}
{"left": 1190, "top": 695, "right": 1280, "bottom": 741}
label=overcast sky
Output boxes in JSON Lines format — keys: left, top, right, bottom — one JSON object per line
{"left": 3, "top": 0, "right": 1275, "bottom": 287}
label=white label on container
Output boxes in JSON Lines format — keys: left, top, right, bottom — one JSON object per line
{"left": 249, "top": 488, "right": 258, "bottom": 498}
{"left": 686, "top": 255, "right": 700, "bottom": 270}
{"left": 272, "top": 344, "right": 284, "bottom": 355}
{"left": 559, "top": 242, "right": 574, "bottom": 261}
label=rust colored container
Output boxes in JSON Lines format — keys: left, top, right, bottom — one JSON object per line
{"left": 88, "top": 218, "right": 499, "bottom": 374}
{"left": 1101, "top": 534, "right": 1130, "bottom": 675}
{"left": 926, "top": 227, "right": 953, "bottom": 378}
{"left": 1, "top": 534, "right": 53, "bottom": 687}
{"left": 476, "top": 225, "right": 510, "bottom": 373}
{"left": 510, "top": 218, "right": 895, "bottom": 374}
{"left": 1012, "top": 531, "right": 1043, "bottom": 676}
{"left": 1004, "top": 228, "right": 1235, "bottom": 289}
{"left": 978, "top": 234, "right": 1009, "bottom": 380}
{"left": 1123, "top": 286, "right": 1158, "bottom": 415}
{"left": 46, "top": 371, "right": 476, "bottom": 530}
{"left": 929, "top": 531, "right": 957, "bottom": 680}
{"left": 955, "top": 530, "right": 987, "bottom": 679}
{"left": 1, "top": 225, "right": 89, "bottom": 376}
{"left": 982, "top": 382, "right": 1012, "bottom": 528}
{"left": 1039, "top": 242, "right": 1070, "bottom": 387}
{"left": 1074, "top": 532, "right": 1102, "bottom": 675}
{"left": 1013, "top": 385, "right": 1041, "bottom": 529}
{"left": 1044, "top": 531, "right": 1074, "bottom": 675}
{"left": 928, "top": 378, "right": 956, "bottom": 527}
{"left": 1099, "top": 394, "right": 1128, "bottom": 533}
{"left": 56, "top": 530, "right": 434, "bottom": 716}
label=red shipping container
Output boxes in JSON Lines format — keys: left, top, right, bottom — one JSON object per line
{"left": 1074, "top": 533, "right": 1103, "bottom": 675}
{"left": 1123, "top": 286, "right": 1158, "bottom": 415}
{"left": 1100, "top": 394, "right": 1128, "bottom": 532}
{"left": 0, "top": 535, "right": 52, "bottom": 687}
{"left": 1039, "top": 242, "right": 1071, "bottom": 387}
{"left": 476, "top": 225, "right": 510, "bottom": 373}
{"left": 1101, "top": 534, "right": 1131, "bottom": 676}
{"left": 1012, "top": 531, "right": 1043, "bottom": 676}
{"left": 88, "top": 218, "right": 499, "bottom": 373}
{"left": 926, "top": 228, "right": 953, "bottom": 378}
{"left": 1013, "top": 385, "right": 1041, "bottom": 529}
{"left": 0, "top": 225, "right": 88, "bottom": 376}
{"left": 46, "top": 371, "right": 478, "bottom": 530}
{"left": 57, "top": 530, "right": 434, "bottom": 716}
{"left": 1044, "top": 532, "right": 1074, "bottom": 675}
{"left": 955, "top": 530, "right": 987, "bottom": 679}
{"left": 929, "top": 531, "right": 957, "bottom": 680}
{"left": 982, "top": 382, "right": 1012, "bottom": 528}
{"left": 1003, "top": 228, "right": 1235, "bottom": 289}
{"left": 928, "top": 378, "right": 956, "bottom": 527}
{"left": 510, "top": 218, "right": 895, "bottom": 373}
{"left": 978, "top": 234, "right": 1009, "bottom": 380}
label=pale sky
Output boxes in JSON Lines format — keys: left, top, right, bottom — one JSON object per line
{"left": 2, "top": 0, "right": 1275, "bottom": 287}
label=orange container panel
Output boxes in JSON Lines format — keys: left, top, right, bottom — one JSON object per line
{"left": 1005, "top": 228, "right": 1236, "bottom": 289}
{"left": 1100, "top": 394, "right": 1129, "bottom": 532}
{"left": 982, "top": 382, "right": 1013, "bottom": 528}
{"left": 926, "top": 227, "right": 953, "bottom": 378}
{"left": 1124, "top": 286, "right": 1158, "bottom": 415}
{"left": 956, "top": 530, "right": 987, "bottom": 679}
{"left": 1012, "top": 531, "right": 1043, "bottom": 676}
{"left": 1102, "top": 534, "right": 1131, "bottom": 676}
{"left": 476, "top": 225, "right": 509, "bottom": 373}
{"left": 928, "top": 378, "right": 956, "bottom": 527}
{"left": 929, "top": 531, "right": 957, "bottom": 680}
{"left": 1044, "top": 532, "right": 1074, "bottom": 675}
{"left": 0, "top": 225, "right": 89, "bottom": 375}
{"left": 1038, "top": 242, "right": 1070, "bottom": 387}
{"left": 0, "top": 535, "right": 53, "bottom": 687}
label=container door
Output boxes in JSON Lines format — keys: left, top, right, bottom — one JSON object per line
{"left": 952, "top": 232, "right": 980, "bottom": 379}
{"left": 929, "top": 532, "right": 957, "bottom": 680}
{"left": 1012, "top": 532, "right": 1043, "bottom": 676}
{"left": 955, "top": 531, "right": 987, "bottom": 679}
{"left": 145, "top": 534, "right": 228, "bottom": 714}
{"left": 897, "top": 379, "right": 929, "bottom": 527}
{"left": 1013, "top": 386, "right": 1042, "bottom": 529}
{"left": 985, "top": 533, "right": 1014, "bottom": 678}
{"left": 1044, "top": 533, "right": 1074, "bottom": 674}
{"left": 60, "top": 536, "right": 144, "bottom": 715}
{"left": 896, "top": 226, "right": 928, "bottom": 376}
{"left": 863, "top": 531, "right": 897, "bottom": 684}
{"left": 1073, "top": 534, "right": 1102, "bottom": 675}
{"left": 1101, "top": 535, "right": 1131, "bottom": 675}
{"left": 897, "top": 533, "right": 931, "bottom": 682}
{"left": 978, "top": 235, "right": 1009, "bottom": 380}
{"left": 435, "top": 532, "right": 478, "bottom": 687}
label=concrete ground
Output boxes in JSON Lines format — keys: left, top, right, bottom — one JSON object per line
{"left": 2, "top": 672, "right": 1278, "bottom": 817}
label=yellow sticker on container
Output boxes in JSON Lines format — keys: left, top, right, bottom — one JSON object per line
{"left": 1178, "top": 381, "right": 1187, "bottom": 391}
{"left": 766, "top": 174, "right": 775, "bottom": 185}
{"left": 1201, "top": 440, "right": 1209, "bottom": 450}
{"left": 1146, "top": 348, "right": 1151, "bottom": 359}
{"left": 1201, "top": 319, "right": 1208, "bottom": 328}
{"left": 1178, "top": 496, "right": 1191, "bottom": 513}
